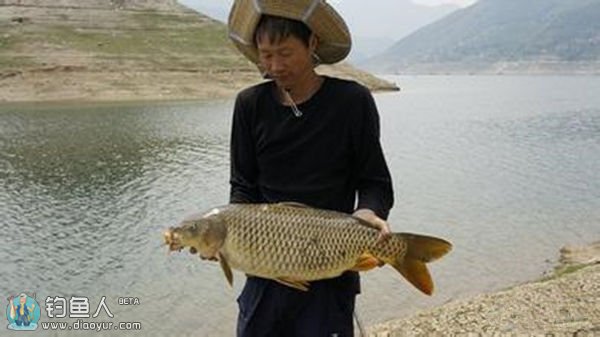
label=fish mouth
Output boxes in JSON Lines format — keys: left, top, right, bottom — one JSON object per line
{"left": 163, "top": 228, "right": 185, "bottom": 252}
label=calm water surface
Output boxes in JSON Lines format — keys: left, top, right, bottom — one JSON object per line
{"left": 1, "top": 76, "right": 599, "bottom": 336}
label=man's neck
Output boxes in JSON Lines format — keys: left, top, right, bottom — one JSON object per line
{"left": 280, "top": 72, "right": 323, "bottom": 104}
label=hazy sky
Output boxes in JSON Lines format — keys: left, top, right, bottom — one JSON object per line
{"left": 178, "top": 0, "right": 479, "bottom": 60}
{"left": 179, "top": 0, "right": 478, "bottom": 23}
{"left": 334, "top": 0, "right": 476, "bottom": 6}
{"left": 181, "top": 0, "right": 477, "bottom": 10}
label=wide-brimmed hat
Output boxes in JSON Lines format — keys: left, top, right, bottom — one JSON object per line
{"left": 228, "top": 0, "right": 352, "bottom": 65}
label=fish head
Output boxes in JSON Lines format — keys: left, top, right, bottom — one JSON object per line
{"left": 164, "top": 211, "right": 227, "bottom": 259}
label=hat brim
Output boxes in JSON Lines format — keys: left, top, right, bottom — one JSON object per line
{"left": 228, "top": 0, "right": 351, "bottom": 65}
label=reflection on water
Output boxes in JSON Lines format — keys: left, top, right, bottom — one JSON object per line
{"left": 1, "top": 76, "right": 600, "bottom": 336}
{"left": 0, "top": 101, "right": 235, "bottom": 335}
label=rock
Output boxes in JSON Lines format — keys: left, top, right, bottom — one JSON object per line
{"left": 560, "top": 241, "right": 600, "bottom": 266}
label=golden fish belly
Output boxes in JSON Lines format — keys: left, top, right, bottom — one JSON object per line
{"left": 219, "top": 204, "right": 385, "bottom": 280}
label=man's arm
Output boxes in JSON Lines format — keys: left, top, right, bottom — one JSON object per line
{"left": 353, "top": 87, "right": 394, "bottom": 239}
{"left": 229, "top": 93, "right": 261, "bottom": 204}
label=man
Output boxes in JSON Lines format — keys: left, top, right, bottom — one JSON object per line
{"left": 227, "top": 1, "right": 394, "bottom": 336}
{"left": 9, "top": 294, "right": 35, "bottom": 327}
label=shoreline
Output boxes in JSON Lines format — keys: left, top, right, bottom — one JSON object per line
{"left": 0, "top": 94, "right": 231, "bottom": 110}
{"left": 0, "top": 67, "right": 399, "bottom": 106}
{"left": 366, "top": 241, "right": 600, "bottom": 336}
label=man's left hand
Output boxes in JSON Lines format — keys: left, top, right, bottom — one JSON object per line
{"left": 352, "top": 209, "right": 391, "bottom": 243}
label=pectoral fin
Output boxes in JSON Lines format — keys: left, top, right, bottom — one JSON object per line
{"left": 274, "top": 277, "right": 310, "bottom": 291}
{"left": 350, "top": 253, "right": 383, "bottom": 272}
{"left": 218, "top": 252, "right": 233, "bottom": 287}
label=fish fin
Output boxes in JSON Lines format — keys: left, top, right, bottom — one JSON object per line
{"left": 350, "top": 253, "right": 383, "bottom": 272}
{"left": 392, "top": 258, "right": 434, "bottom": 295}
{"left": 277, "top": 202, "right": 311, "bottom": 208}
{"left": 387, "top": 234, "right": 452, "bottom": 295}
{"left": 400, "top": 233, "right": 452, "bottom": 263}
{"left": 218, "top": 252, "right": 234, "bottom": 287}
{"left": 274, "top": 277, "right": 310, "bottom": 291}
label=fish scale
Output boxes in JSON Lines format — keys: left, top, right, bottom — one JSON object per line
{"left": 222, "top": 206, "right": 322, "bottom": 273}
{"left": 164, "top": 202, "right": 452, "bottom": 294}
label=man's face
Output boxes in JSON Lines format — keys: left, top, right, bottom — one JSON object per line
{"left": 256, "top": 34, "right": 315, "bottom": 89}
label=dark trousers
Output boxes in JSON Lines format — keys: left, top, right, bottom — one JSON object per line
{"left": 237, "top": 273, "right": 359, "bottom": 337}
{"left": 16, "top": 315, "right": 31, "bottom": 326}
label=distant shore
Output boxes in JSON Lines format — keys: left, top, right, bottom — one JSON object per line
{"left": 367, "top": 241, "right": 600, "bottom": 337}
{"left": 0, "top": 65, "right": 399, "bottom": 104}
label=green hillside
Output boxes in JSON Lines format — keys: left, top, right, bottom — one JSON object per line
{"left": 0, "top": 7, "right": 245, "bottom": 70}
{"left": 0, "top": 0, "right": 396, "bottom": 102}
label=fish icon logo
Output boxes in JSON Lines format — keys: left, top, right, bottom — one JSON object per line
{"left": 6, "top": 293, "right": 41, "bottom": 331}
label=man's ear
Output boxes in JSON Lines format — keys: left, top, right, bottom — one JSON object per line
{"left": 309, "top": 34, "right": 319, "bottom": 52}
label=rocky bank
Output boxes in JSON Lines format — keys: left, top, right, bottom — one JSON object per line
{"left": 367, "top": 241, "right": 600, "bottom": 337}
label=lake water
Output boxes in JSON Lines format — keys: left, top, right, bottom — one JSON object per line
{"left": 1, "top": 76, "right": 599, "bottom": 336}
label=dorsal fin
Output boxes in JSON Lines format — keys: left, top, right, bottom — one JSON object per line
{"left": 277, "top": 202, "right": 311, "bottom": 208}
{"left": 351, "top": 215, "right": 381, "bottom": 230}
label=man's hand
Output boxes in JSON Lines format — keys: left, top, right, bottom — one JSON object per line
{"left": 189, "top": 247, "right": 218, "bottom": 261}
{"left": 352, "top": 209, "right": 391, "bottom": 243}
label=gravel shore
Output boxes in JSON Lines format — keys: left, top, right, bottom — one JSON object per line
{"left": 367, "top": 242, "right": 600, "bottom": 337}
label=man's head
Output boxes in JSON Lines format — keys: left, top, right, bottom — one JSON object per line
{"left": 253, "top": 15, "right": 318, "bottom": 88}
{"left": 228, "top": 0, "right": 351, "bottom": 75}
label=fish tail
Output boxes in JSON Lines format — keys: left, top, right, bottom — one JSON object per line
{"left": 382, "top": 233, "right": 452, "bottom": 295}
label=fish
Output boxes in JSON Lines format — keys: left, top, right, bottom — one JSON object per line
{"left": 163, "top": 202, "right": 452, "bottom": 295}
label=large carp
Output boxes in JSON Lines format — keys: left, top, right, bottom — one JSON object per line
{"left": 164, "top": 202, "right": 451, "bottom": 295}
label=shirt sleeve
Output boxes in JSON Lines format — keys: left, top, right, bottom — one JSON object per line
{"left": 354, "top": 88, "right": 394, "bottom": 219}
{"left": 229, "top": 93, "right": 261, "bottom": 203}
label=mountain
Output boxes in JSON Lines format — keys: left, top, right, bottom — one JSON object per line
{"left": 178, "top": 0, "right": 460, "bottom": 64}
{"left": 363, "top": 0, "right": 600, "bottom": 74}
{"left": 0, "top": 0, "right": 396, "bottom": 103}
{"left": 332, "top": 0, "right": 460, "bottom": 63}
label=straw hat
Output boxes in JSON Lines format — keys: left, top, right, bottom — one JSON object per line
{"left": 228, "top": 0, "right": 352, "bottom": 65}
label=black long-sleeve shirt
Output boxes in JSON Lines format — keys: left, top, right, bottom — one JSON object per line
{"left": 229, "top": 76, "right": 394, "bottom": 219}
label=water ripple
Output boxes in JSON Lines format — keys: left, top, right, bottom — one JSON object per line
{"left": 2, "top": 78, "right": 600, "bottom": 335}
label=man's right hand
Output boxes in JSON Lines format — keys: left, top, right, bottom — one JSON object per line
{"left": 189, "top": 247, "right": 218, "bottom": 261}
